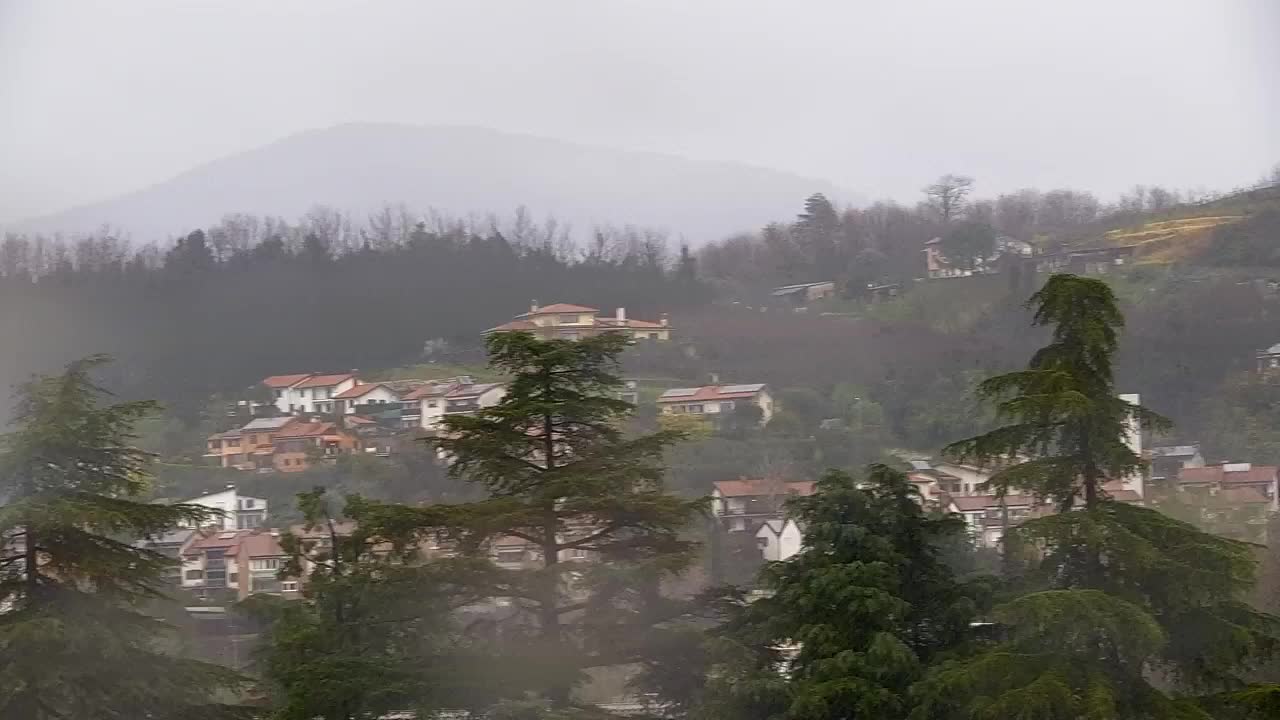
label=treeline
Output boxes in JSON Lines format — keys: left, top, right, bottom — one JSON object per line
{"left": 697, "top": 175, "right": 1262, "bottom": 298}
{"left": 0, "top": 207, "right": 710, "bottom": 420}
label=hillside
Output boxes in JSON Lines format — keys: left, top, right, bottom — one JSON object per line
{"left": 13, "top": 123, "right": 851, "bottom": 244}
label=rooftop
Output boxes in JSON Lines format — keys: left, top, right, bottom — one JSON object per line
{"left": 241, "top": 416, "right": 298, "bottom": 432}
{"left": 659, "top": 384, "right": 767, "bottom": 403}
{"left": 333, "top": 383, "right": 383, "bottom": 400}
{"left": 1180, "top": 464, "right": 1278, "bottom": 486}
{"left": 294, "top": 373, "right": 357, "bottom": 389}
{"left": 713, "top": 478, "right": 815, "bottom": 498}
{"left": 521, "top": 303, "right": 600, "bottom": 315}
{"left": 262, "top": 373, "right": 312, "bottom": 388}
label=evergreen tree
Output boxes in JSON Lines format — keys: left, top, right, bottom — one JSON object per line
{"left": 0, "top": 355, "right": 246, "bottom": 719}
{"left": 369, "top": 332, "right": 703, "bottom": 708}
{"left": 697, "top": 466, "right": 983, "bottom": 720}
{"left": 920, "top": 275, "right": 1280, "bottom": 718}
{"left": 793, "top": 193, "right": 840, "bottom": 275}
{"left": 939, "top": 220, "right": 997, "bottom": 273}
{"left": 257, "top": 489, "right": 474, "bottom": 720}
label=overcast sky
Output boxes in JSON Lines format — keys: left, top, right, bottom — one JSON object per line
{"left": 1, "top": 0, "right": 1277, "bottom": 224}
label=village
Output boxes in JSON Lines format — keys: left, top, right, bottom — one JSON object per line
{"left": 154, "top": 299, "right": 1280, "bottom": 610}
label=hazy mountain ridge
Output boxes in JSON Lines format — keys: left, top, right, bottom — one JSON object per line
{"left": 14, "top": 123, "right": 852, "bottom": 244}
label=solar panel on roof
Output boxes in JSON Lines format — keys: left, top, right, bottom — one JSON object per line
{"left": 662, "top": 388, "right": 698, "bottom": 397}
{"left": 720, "top": 384, "right": 764, "bottom": 394}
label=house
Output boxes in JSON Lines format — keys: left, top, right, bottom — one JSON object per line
{"left": 206, "top": 415, "right": 303, "bottom": 471}
{"left": 442, "top": 382, "right": 507, "bottom": 418}
{"left": 136, "top": 528, "right": 196, "bottom": 587}
{"left": 946, "top": 494, "right": 1038, "bottom": 548}
{"left": 205, "top": 415, "right": 302, "bottom": 470}
{"left": 1034, "top": 245, "right": 1138, "bottom": 276}
{"left": 711, "top": 478, "right": 816, "bottom": 533}
{"left": 176, "top": 486, "right": 268, "bottom": 530}
{"left": 485, "top": 302, "right": 671, "bottom": 341}
{"left": 925, "top": 235, "right": 1034, "bottom": 280}
{"left": 755, "top": 518, "right": 803, "bottom": 561}
{"left": 770, "top": 281, "right": 836, "bottom": 307}
{"left": 333, "top": 382, "right": 403, "bottom": 414}
{"left": 1149, "top": 444, "right": 1206, "bottom": 482}
{"left": 657, "top": 384, "right": 774, "bottom": 425}
{"left": 1257, "top": 343, "right": 1280, "bottom": 372}
{"left": 260, "top": 372, "right": 361, "bottom": 414}
{"left": 271, "top": 421, "right": 360, "bottom": 472}
{"left": 180, "top": 528, "right": 299, "bottom": 601}
{"left": 1176, "top": 463, "right": 1279, "bottom": 513}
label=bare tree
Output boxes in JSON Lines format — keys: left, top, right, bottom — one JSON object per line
{"left": 923, "top": 174, "right": 975, "bottom": 222}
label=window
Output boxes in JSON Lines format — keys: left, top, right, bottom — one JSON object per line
{"left": 559, "top": 314, "right": 579, "bottom": 324}
{"left": 569, "top": 548, "right": 587, "bottom": 559}
{"left": 185, "top": 569, "right": 204, "bottom": 580}
{"left": 317, "top": 387, "right": 330, "bottom": 399}
{"left": 228, "top": 573, "right": 239, "bottom": 584}
{"left": 427, "top": 400, "right": 438, "bottom": 408}
{"left": 242, "top": 499, "right": 255, "bottom": 509}
{"left": 720, "top": 401, "right": 734, "bottom": 412}
{"left": 687, "top": 404, "right": 704, "bottom": 414}
{"left": 250, "top": 558, "right": 281, "bottom": 571}
{"left": 227, "top": 438, "right": 240, "bottom": 447}
{"left": 648, "top": 333, "right": 659, "bottom": 340}
{"left": 275, "top": 389, "right": 283, "bottom": 399}
{"left": 280, "top": 581, "right": 299, "bottom": 592}
{"left": 559, "top": 330, "right": 579, "bottom": 340}
{"left": 495, "top": 547, "right": 525, "bottom": 564}
{"left": 250, "top": 434, "right": 260, "bottom": 445}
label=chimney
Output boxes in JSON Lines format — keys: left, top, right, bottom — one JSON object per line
{"left": 530, "top": 300, "right": 540, "bottom": 314}
{"left": 616, "top": 307, "right": 626, "bottom": 323}
{"left": 660, "top": 313, "right": 669, "bottom": 327}
{"left": 710, "top": 372, "right": 720, "bottom": 385}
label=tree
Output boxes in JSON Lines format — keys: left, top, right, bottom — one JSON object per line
{"left": 371, "top": 332, "right": 703, "bottom": 708}
{"left": 923, "top": 174, "right": 975, "bottom": 223}
{"left": 921, "top": 276, "right": 1280, "bottom": 718}
{"left": 0, "top": 355, "right": 246, "bottom": 719}
{"left": 696, "top": 466, "right": 983, "bottom": 720}
{"left": 939, "top": 220, "right": 997, "bottom": 273}
{"left": 257, "top": 489, "right": 474, "bottom": 720}
{"left": 793, "top": 193, "right": 841, "bottom": 272}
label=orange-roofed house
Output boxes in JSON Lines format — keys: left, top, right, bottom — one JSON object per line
{"left": 263, "top": 372, "right": 361, "bottom": 415}
{"left": 180, "top": 528, "right": 299, "bottom": 601}
{"left": 711, "top": 478, "right": 815, "bottom": 533}
{"left": 272, "top": 421, "right": 360, "bottom": 472}
{"left": 484, "top": 302, "right": 671, "bottom": 341}
{"left": 657, "top": 384, "right": 774, "bottom": 425}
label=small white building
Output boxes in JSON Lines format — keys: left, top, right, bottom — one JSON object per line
{"left": 657, "top": 384, "right": 775, "bottom": 425}
{"left": 711, "top": 478, "right": 815, "bottom": 532}
{"left": 755, "top": 518, "right": 803, "bottom": 561}
{"left": 177, "top": 486, "right": 268, "bottom": 530}
{"left": 261, "top": 373, "right": 360, "bottom": 415}
{"left": 333, "top": 382, "right": 402, "bottom": 414}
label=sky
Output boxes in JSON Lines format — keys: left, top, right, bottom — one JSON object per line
{"left": 1, "top": 0, "right": 1277, "bottom": 224}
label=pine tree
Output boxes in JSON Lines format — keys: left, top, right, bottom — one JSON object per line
{"left": 257, "top": 489, "right": 472, "bottom": 720}
{"left": 793, "top": 193, "right": 841, "bottom": 275}
{"left": 697, "top": 466, "right": 982, "bottom": 720}
{"left": 369, "top": 332, "right": 703, "bottom": 708}
{"left": 0, "top": 355, "right": 246, "bottom": 719}
{"left": 918, "top": 275, "right": 1280, "bottom": 718}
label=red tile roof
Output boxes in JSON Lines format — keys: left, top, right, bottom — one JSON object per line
{"left": 263, "top": 373, "right": 313, "bottom": 388}
{"left": 239, "top": 531, "right": 287, "bottom": 558}
{"left": 713, "top": 479, "right": 815, "bottom": 498}
{"left": 1179, "top": 465, "right": 1278, "bottom": 486}
{"left": 334, "top": 383, "right": 381, "bottom": 400}
{"left": 485, "top": 319, "right": 540, "bottom": 333}
{"left": 1222, "top": 486, "right": 1271, "bottom": 504}
{"left": 659, "top": 384, "right": 768, "bottom": 403}
{"left": 275, "top": 421, "right": 339, "bottom": 439}
{"left": 402, "top": 381, "right": 460, "bottom": 400}
{"left": 294, "top": 373, "right": 356, "bottom": 389}
{"left": 524, "top": 303, "right": 599, "bottom": 315}
{"left": 597, "top": 318, "right": 666, "bottom": 329}
{"left": 949, "top": 494, "right": 1035, "bottom": 511}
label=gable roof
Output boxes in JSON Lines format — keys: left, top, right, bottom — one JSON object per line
{"left": 263, "top": 373, "right": 313, "bottom": 388}
{"left": 659, "top": 384, "right": 767, "bottom": 403}
{"left": 1179, "top": 465, "right": 1278, "bottom": 486}
{"left": 485, "top": 319, "right": 540, "bottom": 333}
{"left": 334, "top": 383, "right": 384, "bottom": 400}
{"left": 948, "top": 494, "right": 1035, "bottom": 511}
{"left": 523, "top": 303, "right": 599, "bottom": 315}
{"left": 294, "top": 373, "right": 357, "bottom": 389}
{"left": 275, "top": 421, "right": 340, "bottom": 439}
{"left": 241, "top": 416, "right": 298, "bottom": 432}
{"left": 402, "top": 380, "right": 463, "bottom": 400}
{"left": 713, "top": 479, "right": 815, "bottom": 498}
{"left": 446, "top": 383, "right": 504, "bottom": 400}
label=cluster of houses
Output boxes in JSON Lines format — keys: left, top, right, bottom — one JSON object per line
{"left": 924, "top": 235, "right": 1139, "bottom": 280}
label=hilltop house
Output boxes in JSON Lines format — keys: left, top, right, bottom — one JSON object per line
{"left": 711, "top": 478, "right": 815, "bottom": 533}
{"left": 755, "top": 518, "right": 803, "bottom": 561}
{"left": 770, "top": 281, "right": 836, "bottom": 308}
{"left": 205, "top": 416, "right": 302, "bottom": 470}
{"left": 657, "top": 384, "right": 774, "bottom": 425}
{"left": 181, "top": 528, "right": 298, "bottom": 602}
{"left": 176, "top": 486, "right": 268, "bottom": 531}
{"left": 271, "top": 421, "right": 360, "bottom": 472}
{"left": 485, "top": 302, "right": 671, "bottom": 341}
{"left": 262, "top": 372, "right": 360, "bottom": 414}
{"left": 1176, "top": 463, "right": 1279, "bottom": 513}
{"left": 925, "top": 236, "right": 1033, "bottom": 279}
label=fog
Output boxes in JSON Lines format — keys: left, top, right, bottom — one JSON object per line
{"left": 2, "top": 0, "right": 1277, "bottom": 226}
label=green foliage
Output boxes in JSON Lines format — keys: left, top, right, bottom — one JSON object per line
{"left": 258, "top": 489, "right": 473, "bottom": 720}
{"left": 363, "top": 332, "right": 703, "bottom": 707}
{"left": 0, "top": 355, "right": 246, "bottom": 719}
{"left": 697, "top": 466, "right": 984, "bottom": 720}
{"left": 946, "top": 274, "right": 1169, "bottom": 509}
{"left": 940, "top": 220, "right": 997, "bottom": 272}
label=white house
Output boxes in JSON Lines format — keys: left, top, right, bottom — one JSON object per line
{"left": 262, "top": 372, "right": 360, "bottom": 414}
{"left": 657, "top": 384, "right": 775, "bottom": 425}
{"left": 711, "top": 478, "right": 815, "bottom": 532}
{"left": 333, "top": 382, "right": 402, "bottom": 414}
{"left": 755, "top": 518, "right": 803, "bottom": 561}
{"left": 176, "top": 486, "right": 268, "bottom": 530}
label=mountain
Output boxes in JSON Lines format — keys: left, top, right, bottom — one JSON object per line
{"left": 15, "top": 123, "right": 851, "bottom": 244}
